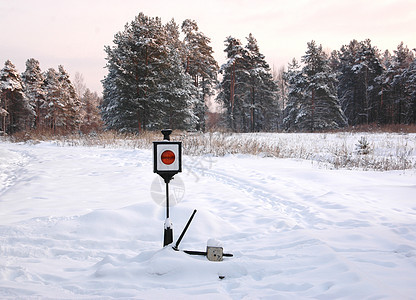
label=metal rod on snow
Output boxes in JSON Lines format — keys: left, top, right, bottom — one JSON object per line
{"left": 182, "top": 250, "right": 233, "bottom": 257}
{"left": 174, "top": 209, "right": 197, "bottom": 250}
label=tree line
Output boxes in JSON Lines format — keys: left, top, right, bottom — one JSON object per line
{"left": 283, "top": 39, "right": 416, "bottom": 131}
{"left": 101, "top": 13, "right": 416, "bottom": 133}
{"left": 2, "top": 12, "right": 415, "bottom": 135}
{"left": 0, "top": 59, "right": 102, "bottom": 135}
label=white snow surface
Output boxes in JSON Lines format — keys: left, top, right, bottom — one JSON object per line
{"left": 0, "top": 139, "right": 416, "bottom": 299}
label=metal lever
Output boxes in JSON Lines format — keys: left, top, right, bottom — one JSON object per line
{"left": 173, "top": 209, "right": 197, "bottom": 250}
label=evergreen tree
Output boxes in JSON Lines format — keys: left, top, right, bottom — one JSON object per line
{"left": 302, "top": 41, "right": 347, "bottom": 131}
{"left": 283, "top": 58, "right": 304, "bottom": 130}
{"left": 379, "top": 42, "right": 415, "bottom": 124}
{"left": 43, "top": 68, "right": 63, "bottom": 131}
{"left": 0, "top": 60, "right": 33, "bottom": 134}
{"left": 22, "top": 58, "right": 45, "bottom": 129}
{"left": 216, "top": 36, "right": 246, "bottom": 131}
{"left": 101, "top": 67, "right": 124, "bottom": 131}
{"left": 285, "top": 41, "right": 346, "bottom": 131}
{"left": 103, "top": 13, "right": 166, "bottom": 132}
{"left": 101, "top": 12, "right": 196, "bottom": 132}
{"left": 337, "top": 39, "right": 383, "bottom": 125}
{"left": 356, "top": 39, "right": 383, "bottom": 124}
{"left": 217, "top": 35, "right": 278, "bottom": 132}
{"left": 337, "top": 40, "right": 360, "bottom": 125}
{"left": 403, "top": 56, "right": 416, "bottom": 123}
{"left": 182, "top": 19, "right": 219, "bottom": 131}
{"left": 243, "top": 34, "right": 279, "bottom": 131}
{"left": 57, "top": 65, "right": 81, "bottom": 131}
{"left": 154, "top": 20, "right": 198, "bottom": 130}
{"left": 41, "top": 66, "right": 80, "bottom": 133}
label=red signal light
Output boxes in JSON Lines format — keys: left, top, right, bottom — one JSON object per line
{"left": 161, "top": 150, "right": 175, "bottom": 165}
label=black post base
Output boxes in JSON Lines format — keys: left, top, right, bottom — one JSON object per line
{"left": 164, "top": 226, "right": 173, "bottom": 247}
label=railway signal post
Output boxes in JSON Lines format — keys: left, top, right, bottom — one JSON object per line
{"left": 153, "top": 129, "right": 182, "bottom": 246}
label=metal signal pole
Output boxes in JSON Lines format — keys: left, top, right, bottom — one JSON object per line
{"left": 164, "top": 181, "right": 173, "bottom": 246}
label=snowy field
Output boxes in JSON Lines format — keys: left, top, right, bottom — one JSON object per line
{"left": 1, "top": 133, "right": 416, "bottom": 299}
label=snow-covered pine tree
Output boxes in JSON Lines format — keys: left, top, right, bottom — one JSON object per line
{"left": 182, "top": 19, "right": 218, "bottom": 131}
{"left": 337, "top": 40, "right": 361, "bottom": 126}
{"left": 379, "top": 42, "right": 415, "bottom": 124}
{"left": 158, "top": 43, "right": 198, "bottom": 130}
{"left": 398, "top": 47, "right": 416, "bottom": 124}
{"left": 295, "top": 41, "right": 347, "bottom": 131}
{"left": 22, "top": 58, "right": 45, "bottom": 129}
{"left": 102, "top": 13, "right": 196, "bottom": 132}
{"left": 0, "top": 60, "right": 33, "bottom": 134}
{"left": 43, "top": 68, "right": 63, "bottom": 132}
{"left": 337, "top": 39, "right": 383, "bottom": 125}
{"left": 57, "top": 65, "right": 81, "bottom": 131}
{"left": 149, "top": 19, "right": 197, "bottom": 130}
{"left": 102, "top": 13, "right": 164, "bottom": 132}
{"left": 101, "top": 67, "right": 124, "bottom": 131}
{"left": 283, "top": 58, "right": 304, "bottom": 131}
{"left": 243, "top": 34, "right": 278, "bottom": 131}
{"left": 402, "top": 56, "right": 416, "bottom": 123}
{"left": 217, "top": 35, "right": 278, "bottom": 132}
{"left": 216, "top": 36, "right": 246, "bottom": 131}
{"left": 354, "top": 39, "right": 383, "bottom": 124}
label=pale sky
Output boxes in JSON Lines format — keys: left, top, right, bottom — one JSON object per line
{"left": 1, "top": 0, "right": 415, "bottom": 94}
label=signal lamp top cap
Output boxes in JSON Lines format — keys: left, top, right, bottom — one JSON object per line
{"left": 161, "top": 129, "right": 173, "bottom": 141}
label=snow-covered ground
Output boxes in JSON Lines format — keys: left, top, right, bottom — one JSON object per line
{"left": 1, "top": 137, "right": 416, "bottom": 299}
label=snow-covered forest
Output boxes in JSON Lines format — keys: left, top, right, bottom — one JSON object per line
{"left": 1, "top": 12, "right": 416, "bottom": 136}
{"left": 0, "top": 60, "right": 102, "bottom": 135}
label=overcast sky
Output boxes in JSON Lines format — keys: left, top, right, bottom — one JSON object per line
{"left": 1, "top": 0, "right": 415, "bottom": 94}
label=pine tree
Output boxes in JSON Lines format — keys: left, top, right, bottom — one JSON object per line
{"left": 153, "top": 19, "right": 198, "bottom": 130}
{"left": 302, "top": 41, "right": 347, "bottom": 131}
{"left": 356, "top": 39, "right": 383, "bottom": 124}
{"left": 217, "top": 36, "right": 245, "bottom": 131}
{"left": 57, "top": 65, "right": 81, "bottom": 131}
{"left": 337, "top": 39, "right": 383, "bottom": 125}
{"left": 43, "top": 68, "right": 63, "bottom": 131}
{"left": 217, "top": 35, "right": 278, "bottom": 132}
{"left": 403, "top": 57, "right": 416, "bottom": 123}
{"left": 243, "top": 34, "right": 279, "bottom": 131}
{"left": 399, "top": 51, "right": 416, "bottom": 124}
{"left": 285, "top": 41, "right": 346, "bottom": 131}
{"left": 101, "top": 67, "right": 124, "bottom": 131}
{"left": 103, "top": 13, "right": 165, "bottom": 132}
{"left": 102, "top": 12, "right": 196, "bottom": 132}
{"left": 0, "top": 60, "right": 33, "bottom": 134}
{"left": 337, "top": 40, "right": 361, "bottom": 125}
{"left": 283, "top": 58, "right": 304, "bottom": 131}
{"left": 22, "top": 58, "right": 45, "bottom": 129}
{"left": 182, "top": 19, "right": 218, "bottom": 131}
{"left": 379, "top": 42, "right": 415, "bottom": 124}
